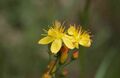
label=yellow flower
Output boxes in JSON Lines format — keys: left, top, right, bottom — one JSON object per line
{"left": 38, "top": 21, "right": 74, "bottom": 54}
{"left": 67, "top": 25, "right": 91, "bottom": 48}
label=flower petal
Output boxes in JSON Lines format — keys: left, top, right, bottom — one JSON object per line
{"left": 62, "top": 35, "right": 74, "bottom": 49}
{"left": 79, "top": 39, "right": 91, "bottom": 47}
{"left": 51, "top": 39, "right": 62, "bottom": 54}
{"left": 79, "top": 33, "right": 91, "bottom": 47}
{"left": 75, "top": 43, "right": 79, "bottom": 48}
{"left": 67, "top": 25, "right": 76, "bottom": 35}
{"left": 38, "top": 36, "right": 54, "bottom": 44}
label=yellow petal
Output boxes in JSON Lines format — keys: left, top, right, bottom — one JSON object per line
{"left": 38, "top": 36, "right": 54, "bottom": 44}
{"left": 62, "top": 35, "right": 74, "bottom": 49}
{"left": 51, "top": 39, "right": 62, "bottom": 54}
{"left": 75, "top": 43, "right": 79, "bottom": 48}
{"left": 68, "top": 25, "right": 76, "bottom": 35}
{"left": 79, "top": 39, "right": 91, "bottom": 47}
{"left": 79, "top": 32, "right": 91, "bottom": 47}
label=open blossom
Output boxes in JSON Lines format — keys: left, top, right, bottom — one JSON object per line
{"left": 38, "top": 21, "right": 74, "bottom": 54}
{"left": 67, "top": 25, "right": 92, "bottom": 48}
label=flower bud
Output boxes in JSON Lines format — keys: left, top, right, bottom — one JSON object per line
{"left": 72, "top": 50, "right": 79, "bottom": 59}
{"left": 60, "top": 45, "right": 69, "bottom": 64}
{"left": 60, "top": 45, "right": 69, "bottom": 53}
{"left": 60, "top": 51, "right": 68, "bottom": 64}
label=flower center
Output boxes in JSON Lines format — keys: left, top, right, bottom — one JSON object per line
{"left": 48, "top": 27, "right": 64, "bottom": 39}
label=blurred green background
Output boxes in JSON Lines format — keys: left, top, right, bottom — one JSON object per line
{"left": 0, "top": 0, "right": 120, "bottom": 78}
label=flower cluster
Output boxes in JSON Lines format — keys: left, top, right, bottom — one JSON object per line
{"left": 38, "top": 20, "right": 92, "bottom": 78}
{"left": 38, "top": 20, "right": 91, "bottom": 54}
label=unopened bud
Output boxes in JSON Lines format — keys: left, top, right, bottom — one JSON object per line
{"left": 60, "top": 45, "right": 69, "bottom": 64}
{"left": 60, "top": 51, "right": 68, "bottom": 64}
{"left": 72, "top": 50, "right": 79, "bottom": 59}
{"left": 60, "top": 45, "right": 69, "bottom": 53}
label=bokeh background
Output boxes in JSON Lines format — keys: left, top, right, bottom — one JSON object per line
{"left": 0, "top": 0, "right": 120, "bottom": 78}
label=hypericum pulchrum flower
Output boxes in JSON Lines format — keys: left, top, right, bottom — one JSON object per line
{"left": 67, "top": 25, "right": 92, "bottom": 48}
{"left": 38, "top": 21, "right": 74, "bottom": 54}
